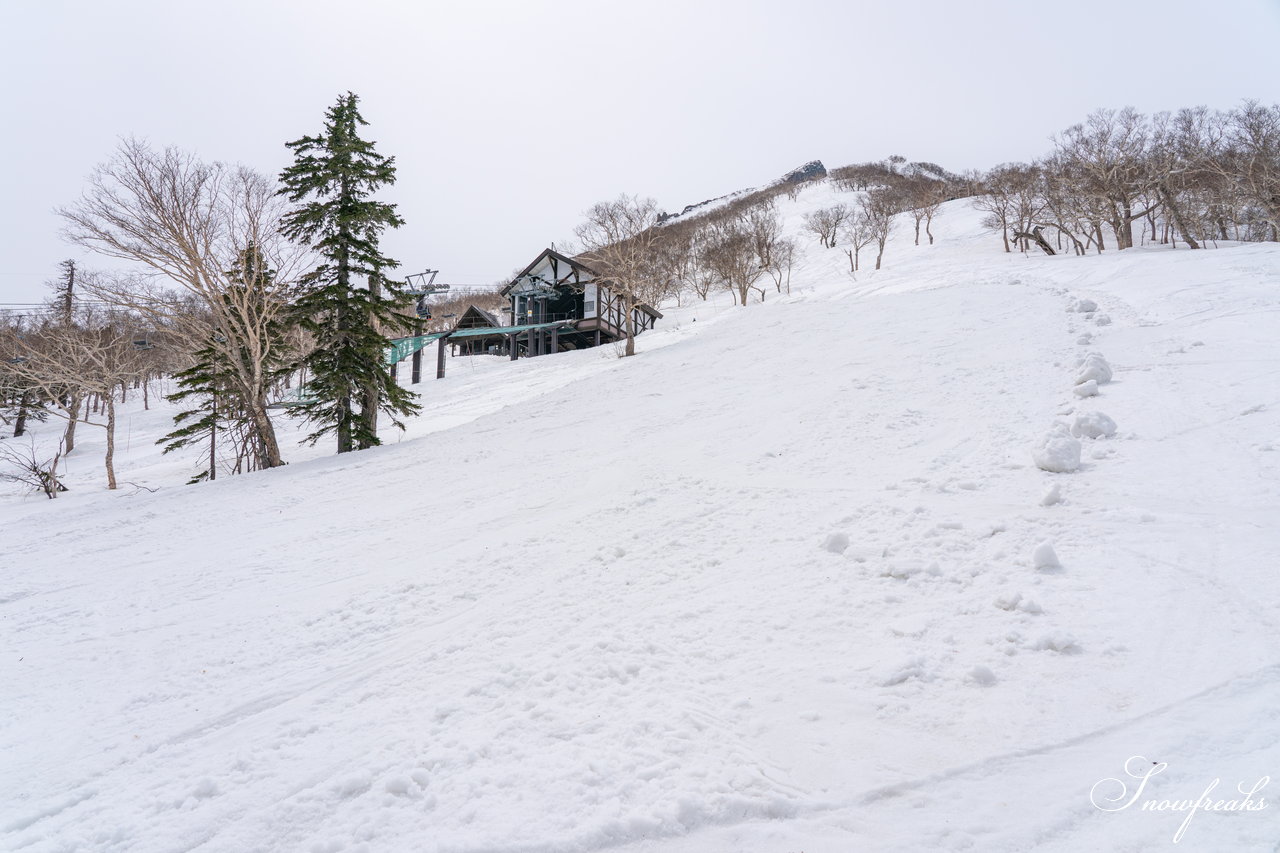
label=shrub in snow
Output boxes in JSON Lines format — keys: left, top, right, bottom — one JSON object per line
{"left": 1032, "top": 541, "right": 1061, "bottom": 570}
{"left": 822, "top": 532, "right": 850, "bottom": 554}
{"left": 1073, "top": 379, "right": 1100, "bottom": 398}
{"left": 1074, "top": 353, "right": 1113, "bottom": 386}
{"left": 1071, "top": 411, "right": 1117, "bottom": 439}
{"left": 1032, "top": 424, "right": 1081, "bottom": 473}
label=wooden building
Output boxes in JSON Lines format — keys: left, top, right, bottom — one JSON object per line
{"left": 449, "top": 305, "right": 506, "bottom": 356}
{"left": 499, "top": 248, "right": 661, "bottom": 355}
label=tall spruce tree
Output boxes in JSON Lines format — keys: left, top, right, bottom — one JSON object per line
{"left": 278, "top": 92, "right": 419, "bottom": 452}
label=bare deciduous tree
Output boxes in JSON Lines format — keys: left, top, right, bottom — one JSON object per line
{"left": 575, "top": 195, "right": 669, "bottom": 357}
{"left": 802, "top": 204, "right": 851, "bottom": 248}
{"left": 840, "top": 213, "right": 876, "bottom": 272}
{"left": 9, "top": 310, "right": 148, "bottom": 490}
{"left": 59, "top": 139, "right": 306, "bottom": 470}
{"left": 860, "top": 189, "right": 900, "bottom": 270}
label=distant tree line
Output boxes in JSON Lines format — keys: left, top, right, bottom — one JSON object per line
{"left": 973, "top": 103, "right": 1280, "bottom": 254}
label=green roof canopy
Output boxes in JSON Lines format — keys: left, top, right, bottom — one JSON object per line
{"left": 447, "top": 321, "right": 574, "bottom": 339}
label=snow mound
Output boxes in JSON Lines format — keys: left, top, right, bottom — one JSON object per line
{"left": 821, "top": 531, "right": 850, "bottom": 554}
{"left": 967, "top": 665, "right": 998, "bottom": 687}
{"left": 1073, "top": 379, "right": 1100, "bottom": 398}
{"left": 1032, "top": 541, "right": 1061, "bottom": 570}
{"left": 1032, "top": 632, "right": 1081, "bottom": 654}
{"left": 1071, "top": 411, "right": 1117, "bottom": 439}
{"left": 1094, "top": 313, "right": 1112, "bottom": 326}
{"left": 1074, "top": 353, "right": 1113, "bottom": 386}
{"left": 1069, "top": 298, "right": 1098, "bottom": 313}
{"left": 1032, "top": 424, "right": 1082, "bottom": 473}
{"left": 1040, "top": 483, "right": 1062, "bottom": 506}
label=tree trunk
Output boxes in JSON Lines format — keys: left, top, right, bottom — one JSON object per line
{"left": 336, "top": 393, "right": 352, "bottom": 453}
{"left": 624, "top": 296, "right": 637, "bottom": 355}
{"left": 13, "top": 391, "right": 32, "bottom": 437}
{"left": 1156, "top": 184, "right": 1201, "bottom": 249}
{"left": 64, "top": 392, "right": 82, "bottom": 453}
{"left": 358, "top": 273, "right": 381, "bottom": 448}
{"left": 105, "top": 395, "right": 118, "bottom": 490}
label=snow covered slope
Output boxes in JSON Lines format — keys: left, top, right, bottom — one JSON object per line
{"left": 4, "top": 183, "right": 1280, "bottom": 852}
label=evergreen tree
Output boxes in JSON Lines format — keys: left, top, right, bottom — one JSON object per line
{"left": 278, "top": 91, "right": 419, "bottom": 453}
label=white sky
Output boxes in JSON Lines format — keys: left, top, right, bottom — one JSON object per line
{"left": 3, "top": 0, "right": 1278, "bottom": 304}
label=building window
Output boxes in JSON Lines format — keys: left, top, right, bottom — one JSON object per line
{"left": 584, "top": 301, "right": 595, "bottom": 311}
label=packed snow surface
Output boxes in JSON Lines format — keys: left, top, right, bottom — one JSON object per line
{"left": 4, "top": 184, "right": 1280, "bottom": 852}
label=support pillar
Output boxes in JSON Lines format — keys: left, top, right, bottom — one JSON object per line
{"left": 436, "top": 336, "right": 447, "bottom": 379}
{"left": 550, "top": 327, "right": 559, "bottom": 354}
{"left": 411, "top": 323, "right": 423, "bottom": 384}
{"left": 594, "top": 330, "right": 601, "bottom": 347}
{"left": 509, "top": 333, "right": 518, "bottom": 361}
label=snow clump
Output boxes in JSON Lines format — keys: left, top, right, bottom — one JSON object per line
{"left": 1074, "top": 352, "right": 1113, "bottom": 386}
{"left": 967, "top": 665, "right": 998, "bottom": 686}
{"left": 1041, "top": 483, "right": 1062, "bottom": 506}
{"left": 1032, "top": 541, "right": 1061, "bottom": 570}
{"left": 1069, "top": 298, "right": 1098, "bottom": 313}
{"left": 822, "top": 532, "right": 850, "bottom": 554}
{"left": 1032, "top": 424, "right": 1082, "bottom": 473}
{"left": 1071, "top": 411, "right": 1118, "bottom": 439}
{"left": 1073, "top": 380, "right": 1100, "bottom": 398}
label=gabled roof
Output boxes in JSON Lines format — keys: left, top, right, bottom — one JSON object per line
{"left": 501, "top": 246, "right": 664, "bottom": 320}
{"left": 454, "top": 304, "right": 501, "bottom": 329}
{"left": 501, "top": 248, "right": 597, "bottom": 296}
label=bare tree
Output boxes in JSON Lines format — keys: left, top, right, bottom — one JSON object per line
{"left": 9, "top": 310, "right": 147, "bottom": 490}
{"left": 840, "top": 212, "right": 877, "bottom": 272}
{"left": 59, "top": 139, "right": 305, "bottom": 470}
{"left": 1053, "top": 108, "right": 1159, "bottom": 250}
{"left": 703, "top": 221, "right": 769, "bottom": 306}
{"left": 1220, "top": 100, "right": 1280, "bottom": 241}
{"left": 860, "top": 188, "right": 900, "bottom": 270}
{"left": 802, "top": 204, "right": 851, "bottom": 248}
{"left": 575, "top": 195, "right": 669, "bottom": 357}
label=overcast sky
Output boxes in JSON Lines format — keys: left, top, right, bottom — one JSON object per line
{"left": 3, "top": 0, "right": 1278, "bottom": 304}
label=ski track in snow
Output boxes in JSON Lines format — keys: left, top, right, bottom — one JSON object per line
{"left": 3, "top": 185, "right": 1280, "bottom": 851}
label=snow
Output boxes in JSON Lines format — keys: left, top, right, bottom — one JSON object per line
{"left": 1032, "top": 540, "right": 1062, "bottom": 570}
{"left": 1074, "top": 352, "right": 1114, "bottom": 386}
{"left": 4, "top": 180, "right": 1280, "bottom": 852}
{"left": 1033, "top": 424, "right": 1083, "bottom": 473}
{"left": 1072, "top": 411, "right": 1118, "bottom": 439}
{"left": 1073, "top": 379, "right": 1100, "bottom": 398}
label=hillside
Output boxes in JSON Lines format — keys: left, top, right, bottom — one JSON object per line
{"left": 3, "top": 182, "right": 1280, "bottom": 852}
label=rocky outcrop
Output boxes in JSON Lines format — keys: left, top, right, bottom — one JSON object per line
{"left": 781, "top": 160, "right": 827, "bottom": 183}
